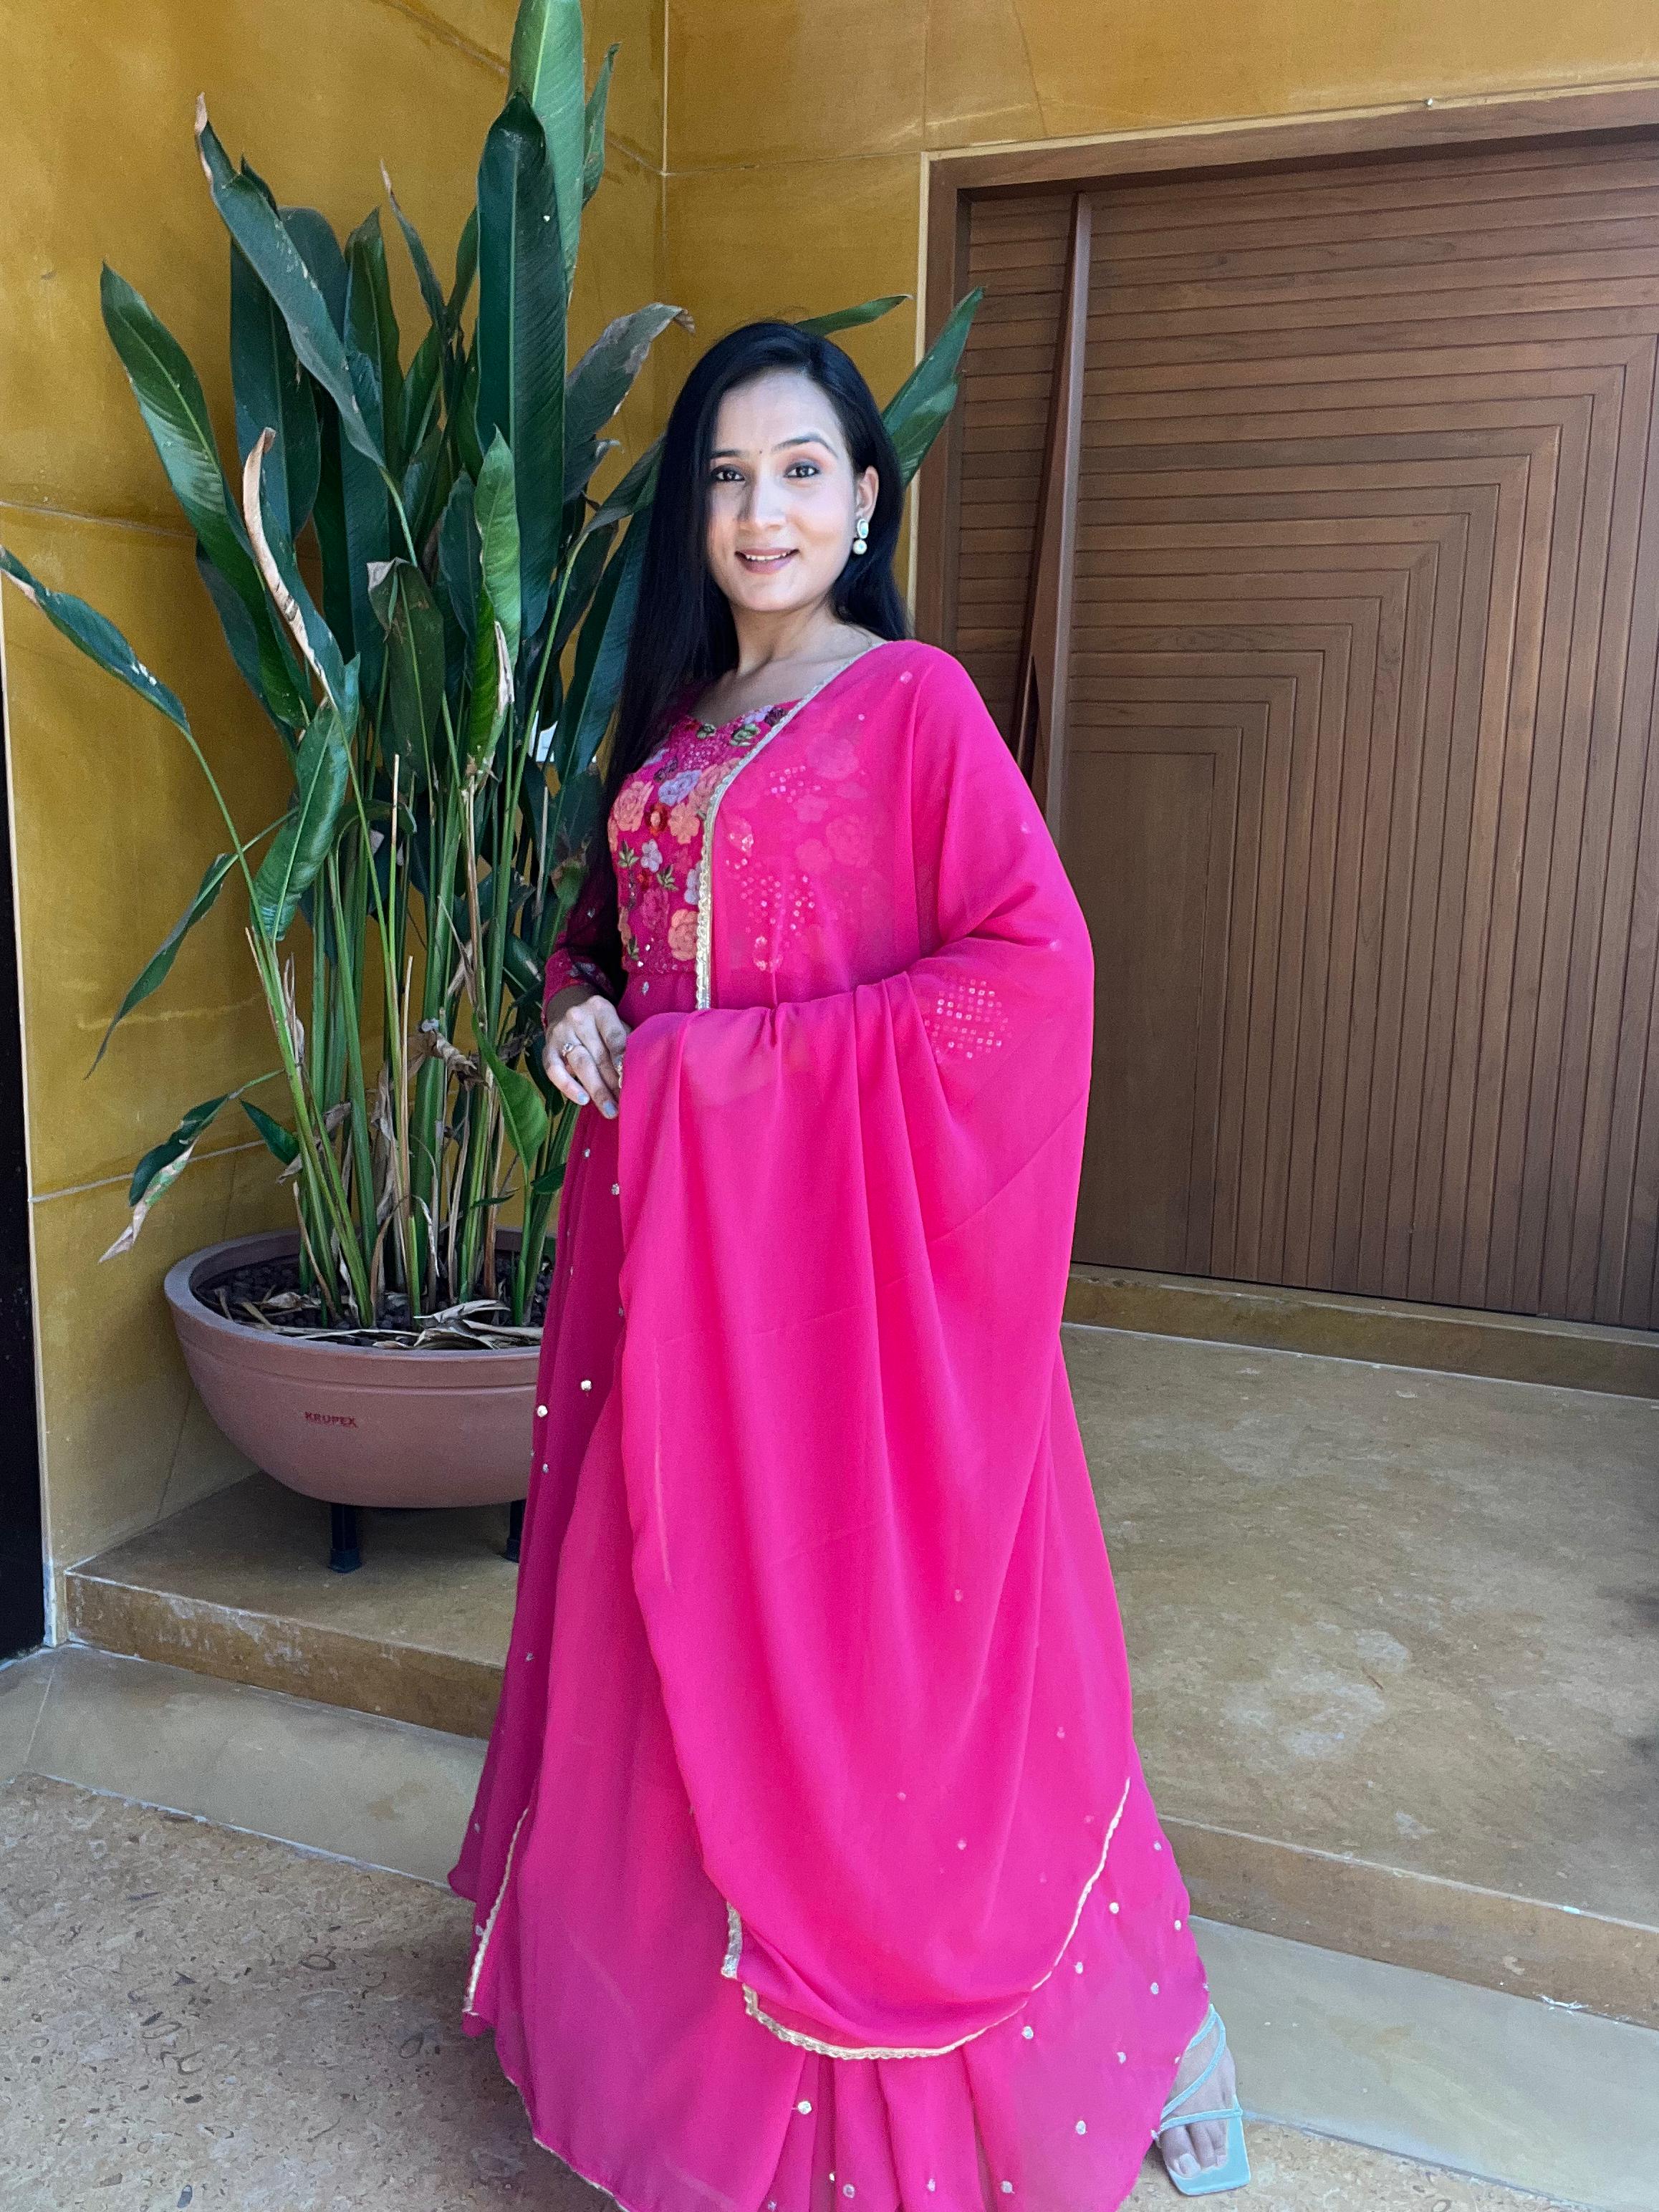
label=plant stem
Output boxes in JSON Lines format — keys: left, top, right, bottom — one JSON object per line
{"left": 327, "top": 860, "right": 377, "bottom": 1290}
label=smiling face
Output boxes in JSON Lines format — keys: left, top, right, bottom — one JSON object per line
{"left": 703, "top": 368, "right": 880, "bottom": 621}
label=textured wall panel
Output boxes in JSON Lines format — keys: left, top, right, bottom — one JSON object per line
{"left": 951, "top": 135, "right": 1659, "bottom": 1328}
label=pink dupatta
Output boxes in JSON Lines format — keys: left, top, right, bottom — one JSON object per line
{"left": 614, "top": 638, "right": 1134, "bottom": 2061}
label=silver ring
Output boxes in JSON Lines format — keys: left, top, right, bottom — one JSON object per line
{"left": 560, "top": 1039, "right": 580, "bottom": 1062}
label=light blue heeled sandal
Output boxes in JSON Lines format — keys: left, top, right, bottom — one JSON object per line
{"left": 1156, "top": 2001, "right": 1251, "bottom": 2195}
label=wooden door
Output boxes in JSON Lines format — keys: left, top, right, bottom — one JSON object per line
{"left": 942, "top": 130, "right": 1659, "bottom": 1329}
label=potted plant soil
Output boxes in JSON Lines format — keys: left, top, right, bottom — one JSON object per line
{"left": 0, "top": 0, "right": 978, "bottom": 1572}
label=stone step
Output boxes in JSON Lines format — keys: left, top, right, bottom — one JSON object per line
{"left": 4, "top": 1643, "right": 1652, "bottom": 2212}
{"left": 64, "top": 1471, "right": 511, "bottom": 1741}
{"left": 1063, "top": 1262, "right": 1659, "bottom": 1398}
{"left": 64, "top": 1306, "right": 1659, "bottom": 2047}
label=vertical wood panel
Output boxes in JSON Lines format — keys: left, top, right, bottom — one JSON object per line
{"left": 1011, "top": 193, "right": 1092, "bottom": 832}
{"left": 1064, "top": 725, "right": 1239, "bottom": 1271}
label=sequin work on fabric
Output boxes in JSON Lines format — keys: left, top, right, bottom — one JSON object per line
{"left": 458, "top": 641, "right": 1218, "bottom": 2212}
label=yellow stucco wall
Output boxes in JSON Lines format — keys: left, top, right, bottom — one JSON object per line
{"left": 0, "top": 0, "right": 660, "bottom": 1622}
{"left": 652, "top": 0, "right": 1659, "bottom": 585}
{"left": 9, "top": 0, "right": 1658, "bottom": 1628}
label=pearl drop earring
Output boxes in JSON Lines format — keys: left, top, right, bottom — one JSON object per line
{"left": 852, "top": 512, "right": 870, "bottom": 556}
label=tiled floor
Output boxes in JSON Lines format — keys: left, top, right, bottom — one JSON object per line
{"left": 0, "top": 1771, "right": 1581, "bottom": 2212}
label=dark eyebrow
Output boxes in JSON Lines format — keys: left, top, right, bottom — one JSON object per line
{"left": 708, "top": 433, "right": 836, "bottom": 460}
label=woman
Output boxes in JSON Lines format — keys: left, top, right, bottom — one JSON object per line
{"left": 448, "top": 320, "right": 1249, "bottom": 2207}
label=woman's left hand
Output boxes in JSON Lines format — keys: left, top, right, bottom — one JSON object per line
{"left": 543, "top": 985, "right": 630, "bottom": 1117}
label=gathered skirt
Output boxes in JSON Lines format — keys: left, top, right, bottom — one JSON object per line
{"left": 449, "top": 1000, "right": 1212, "bottom": 2212}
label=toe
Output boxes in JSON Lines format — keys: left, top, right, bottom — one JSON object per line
{"left": 1192, "top": 2117, "right": 1227, "bottom": 2168}
{"left": 1159, "top": 2121, "right": 1200, "bottom": 2181}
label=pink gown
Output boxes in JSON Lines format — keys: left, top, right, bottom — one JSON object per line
{"left": 449, "top": 685, "right": 1212, "bottom": 2212}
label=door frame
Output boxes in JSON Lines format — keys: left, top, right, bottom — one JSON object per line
{"left": 915, "top": 82, "right": 1659, "bottom": 648}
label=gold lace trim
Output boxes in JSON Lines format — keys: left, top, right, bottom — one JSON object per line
{"left": 721, "top": 1769, "right": 1134, "bottom": 2061}
{"left": 693, "top": 639, "right": 891, "bottom": 1011}
{"left": 722, "top": 1900, "right": 744, "bottom": 1978}
{"left": 463, "top": 1800, "right": 530, "bottom": 2017}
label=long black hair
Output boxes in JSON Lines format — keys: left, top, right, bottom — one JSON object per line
{"left": 601, "top": 321, "right": 910, "bottom": 827}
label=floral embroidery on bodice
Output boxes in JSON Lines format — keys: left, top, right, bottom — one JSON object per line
{"left": 544, "top": 699, "right": 798, "bottom": 1004}
{"left": 612, "top": 701, "right": 798, "bottom": 971}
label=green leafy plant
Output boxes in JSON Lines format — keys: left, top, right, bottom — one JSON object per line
{"left": 0, "top": 0, "right": 981, "bottom": 1343}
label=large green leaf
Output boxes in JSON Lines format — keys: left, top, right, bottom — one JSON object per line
{"left": 438, "top": 476, "right": 481, "bottom": 646}
{"left": 104, "top": 1079, "right": 275, "bottom": 1259}
{"left": 507, "top": 0, "right": 585, "bottom": 297}
{"left": 0, "top": 549, "right": 190, "bottom": 734}
{"left": 193, "top": 549, "right": 302, "bottom": 744}
{"left": 476, "top": 93, "right": 566, "bottom": 640}
{"left": 474, "top": 433, "right": 521, "bottom": 663}
{"left": 100, "top": 267, "right": 246, "bottom": 580}
{"left": 100, "top": 266, "right": 308, "bottom": 732}
{"left": 449, "top": 208, "right": 479, "bottom": 333}
{"left": 279, "top": 204, "right": 349, "bottom": 330}
{"left": 464, "top": 607, "right": 513, "bottom": 779}
{"left": 340, "top": 217, "right": 400, "bottom": 701}
{"left": 882, "top": 285, "right": 984, "bottom": 484}
{"left": 242, "top": 1097, "right": 299, "bottom": 1166}
{"left": 567, "top": 440, "right": 620, "bottom": 509}
{"left": 381, "top": 166, "right": 450, "bottom": 345}
{"left": 244, "top": 450, "right": 349, "bottom": 706}
{"left": 369, "top": 559, "right": 445, "bottom": 780}
{"left": 345, "top": 211, "right": 403, "bottom": 472}
{"left": 399, "top": 415, "right": 451, "bottom": 550}
{"left": 235, "top": 155, "right": 280, "bottom": 213}
{"left": 885, "top": 385, "right": 957, "bottom": 489}
{"left": 582, "top": 44, "right": 618, "bottom": 206}
{"left": 128, "top": 1093, "right": 231, "bottom": 1207}
{"left": 239, "top": 182, "right": 352, "bottom": 596}
{"left": 399, "top": 325, "right": 443, "bottom": 461}
{"left": 550, "top": 516, "right": 615, "bottom": 660}
{"left": 196, "top": 103, "right": 381, "bottom": 467}
{"left": 309, "top": 412, "right": 355, "bottom": 657}
{"left": 339, "top": 413, "right": 392, "bottom": 692}
{"left": 479, "top": 1031, "right": 549, "bottom": 1170}
{"left": 583, "top": 438, "right": 659, "bottom": 534}
{"left": 564, "top": 305, "right": 689, "bottom": 501}
{"left": 90, "top": 849, "right": 236, "bottom": 1072}
{"left": 251, "top": 692, "right": 355, "bottom": 941}
{"left": 228, "top": 245, "right": 320, "bottom": 537}
{"left": 540, "top": 761, "right": 603, "bottom": 936}
{"left": 502, "top": 928, "right": 547, "bottom": 1006}
{"left": 795, "top": 294, "right": 909, "bottom": 338}
{"left": 885, "top": 285, "right": 981, "bottom": 419}
{"left": 560, "top": 511, "right": 644, "bottom": 774}
{"left": 455, "top": 346, "right": 486, "bottom": 480}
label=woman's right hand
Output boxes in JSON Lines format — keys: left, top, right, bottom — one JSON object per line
{"left": 543, "top": 986, "right": 630, "bottom": 1117}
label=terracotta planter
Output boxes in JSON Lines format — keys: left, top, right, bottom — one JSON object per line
{"left": 165, "top": 1230, "right": 541, "bottom": 1570}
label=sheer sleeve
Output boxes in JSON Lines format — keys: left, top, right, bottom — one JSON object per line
{"left": 544, "top": 847, "right": 625, "bottom": 1013}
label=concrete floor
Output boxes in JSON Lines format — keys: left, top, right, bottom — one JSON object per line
{"left": 0, "top": 1768, "right": 1587, "bottom": 2212}
{"left": 1068, "top": 1329, "right": 1659, "bottom": 1920}
{"left": 7, "top": 1645, "right": 1658, "bottom": 2210}
{"left": 67, "top": 1325, "right": 1659, "bottom": 2028}
{"left": 1063, "top": 1327, "right": 1659, "bottom": 2024}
